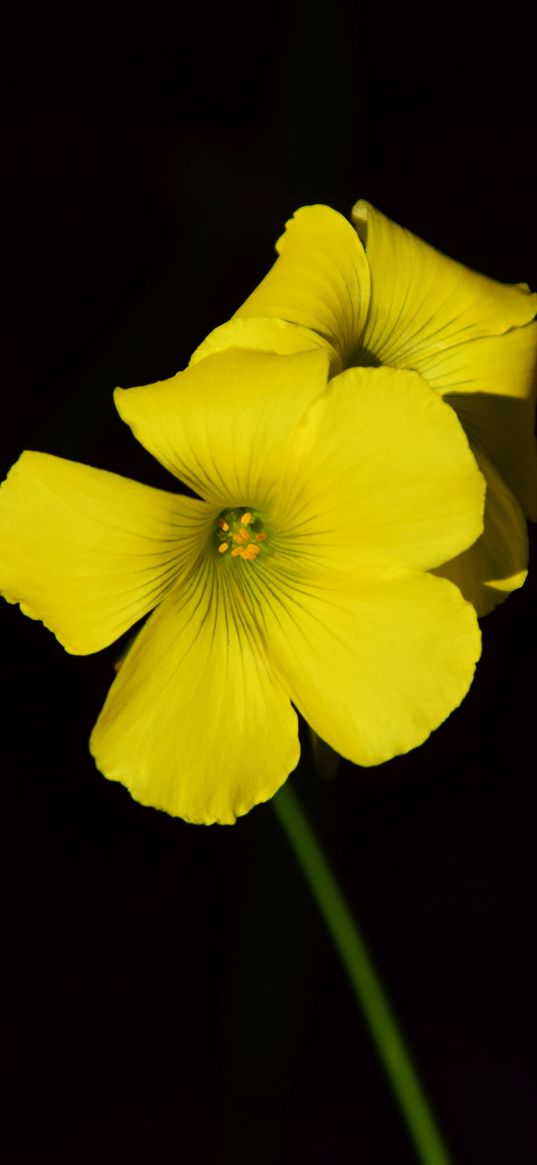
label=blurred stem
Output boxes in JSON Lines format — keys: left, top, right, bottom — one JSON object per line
{"left": 272, "top": 782, "right": 454, "bottom": 1165}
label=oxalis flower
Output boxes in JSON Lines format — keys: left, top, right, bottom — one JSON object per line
{"left": 1, "top": 350, "right": 484, "bottom": 824}
{"left": 193, "top": 202, "right": 537, "bottom": 615}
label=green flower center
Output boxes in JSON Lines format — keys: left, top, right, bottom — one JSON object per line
{"left": 215, "top": 507, "right": 267, "bottom": 562}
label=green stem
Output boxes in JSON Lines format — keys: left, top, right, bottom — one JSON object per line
{"left": 272, "top": 782, "right": 454, "bottom": 1165}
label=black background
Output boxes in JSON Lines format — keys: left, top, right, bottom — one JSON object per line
{"left": 1, "top": 3, "right": 536, "bottom": 1162}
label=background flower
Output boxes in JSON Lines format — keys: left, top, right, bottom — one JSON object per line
{"left": 193, "top": 202, "right": 537, "bottom": 615}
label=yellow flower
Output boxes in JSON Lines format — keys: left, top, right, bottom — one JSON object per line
{"left": 193, "top": 202, "right": 537, "bottom": 615}
{"left": 0, "top": 350, "right": 484, "bottom": 824}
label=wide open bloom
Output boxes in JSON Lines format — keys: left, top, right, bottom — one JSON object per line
{"left": 1, "top": 350, "right": 484, "bottom": 823}
{"left": 193, "top": 203, "right": 537, "bottom": 615}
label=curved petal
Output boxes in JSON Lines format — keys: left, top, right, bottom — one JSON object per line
{"left": 90, "top": 560, "right": 299, "bottom": 825}
{"left": 393, "top": 318, "right": 537, "bottom": 520}
{"left": 190, "top": 315, "right": 341, "bottom": 375}
{"left": 414, "top": 319, "right": 537, "bottom": 402}
{"left": 235, "top": 205, "right": 371, "bottom": 368}
{"left": 352, "top": 200, "right": 537, "bottom": 369}
{"left": 0, "top": 451, "right": 211, "bottom": 654}
{"left": 274, "top": 365, "right": 485, "bottom": 573}
{"left": 115, "top": 348, "right": 330, "bottom": 509}
{"left": 263, "top": 569, "right": 481, "bottom": 766}
{"left": 432, "top": 449, "right": 528, "bottom": 616}
{"left": 448, "top": 392, "right": 537, "bottom": 522}
{"left": 433, "top": 325, "right": 537, "bottom": 519}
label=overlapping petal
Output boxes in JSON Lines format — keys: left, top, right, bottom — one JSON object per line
{"left": 349, "top": 196, "right": 537, "bottom": 564}
{"left": 190, "top": 316, "right": 340, "bottom": 375}
{"left": 115, "top": 349, "right": 330, "bottom": 509}
{"left": 419, "top": 323, "right": 537, "bottom": 518}
{"left": 261, "top": 568, "right": 480, "bottom": 767}
{"left": 234, "top": 205, "right": 371, "bottom": 368}
{"left": 0, "top": 451, "right": 210, "bottom": 654}
{"left": 188, "top": 200, "right": 536, "bottom": 539}
{"left": 274, "top": 364, "right": 485, "bottom": 573}
{"left": 352, "top": 199, "right": 537, "bottom": 370}
{"left": 410, "top": 318, "right": 537, "bottom": 402}
{"left": 447, "top": 393, "right": 537, "bottom": 523}
{"left": 90, "top": 560, "right": 299, "bottom": 824}
{"left": 432, "top": 449, "right": 528, "bottom": 615}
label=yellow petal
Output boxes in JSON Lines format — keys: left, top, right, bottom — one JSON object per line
{"left": 0, "top": 451, "right": 211, "bottom": 654}
{"left": 90, "top": 560, "right": 299, "bottom": 824}
{"left": 264, "top": 569, "right": 481, "bottom": 766}
{"left": 433, "top": 449, "right": 528, "bottom": 616}
{"left": 275, "top": 365, "right": 485, "bottom": 573}
{"left": 352, "top": 200, "right": 537, "bottom": 368}
{"left": 235, "top": 205, "right": 371, "bottom": 368}
{"left": 190, "top": 315, "right": 341, "bottom": 375}
{"left": 115, "top": 348, "right": 330, "bottom": 508}
{"left": 416, "top": 319, "right": 537, "bottom": 402}
{"left": 435, "top": 325, "right": 537, "bottom": 519}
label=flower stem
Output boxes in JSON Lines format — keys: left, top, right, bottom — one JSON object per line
{"left": 272, "top": 782, "right": 454, "bottom": 1165}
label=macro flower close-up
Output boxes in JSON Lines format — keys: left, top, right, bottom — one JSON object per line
{"left": 194, "top": 201, "right": 537, "bottom": 615}
{"left": 0, "top": 348, "right": 484, "bottom": 824}
{"left": 3, "top": 6, "right": 537, "bottom": 1160}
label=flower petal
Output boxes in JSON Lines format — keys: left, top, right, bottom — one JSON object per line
{"left": 0, "top": 451, "right": 210, "bottom": 654}
{"left": 435, "top": 325, "right": 537, "bottom": 519}
{"left": 234, "top": 205, "right": 371, "bottom": 368}
{"left": 114, "top": 348, "right": 330, "bottom": 508}
{"left": 352, "top": 200, "right": 537, "bottom": 369}
{"left": 90, "top": 561, "right": 299, "bottom": 824}
{"left": 433, "top": 449, "right": 528, "bottom": 616}
{"left": 275, "top": 365, "right": 485, "bottom": 573}
{"left": 264, "top": 569, "right": 481, "bottom": 766}
{"left": 190, "top": 315, "right": 341, "bottom": 375}
{"left": 448, "top": 393, "right": 537, "bottom": 524}
{"left": 414, "top": 319, "right": 537, "bottom": 402}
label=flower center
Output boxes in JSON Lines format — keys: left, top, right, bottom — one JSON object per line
{"left": 215, "top": 507, "right": 267, "bottom": 562}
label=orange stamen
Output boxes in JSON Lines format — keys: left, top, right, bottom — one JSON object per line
{"left": 242, "top": 543, "right": 260, "bottom": 560}
{"left": 231, "top": 543, "right": 260, "bottom": 561}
